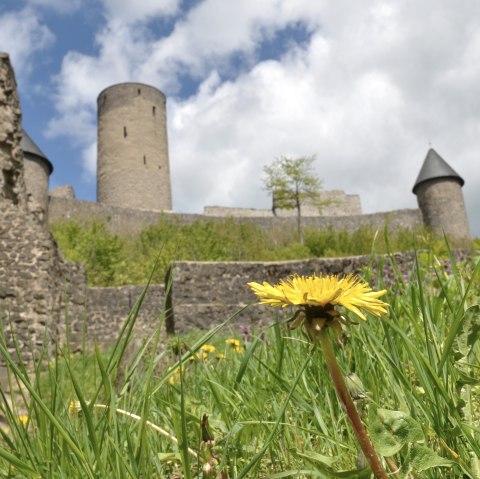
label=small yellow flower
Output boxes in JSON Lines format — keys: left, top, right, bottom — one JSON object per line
{"left": 216, "top": 353, "right": 226, "bottom": 359}
{"left": 225, "top": 338, "right": 241, "bottom": 347}
{"left": 233, "top": 345, "right": 245, "bottom": 353}
{"left": 69, "top": 400, "right": 82, "bottom": 416}
{"left": 200, "top": 344, "right": 216, "bottom": 354}
{"left": 168, "top": 366, "right": 186, "bottom": 384}
{"left": 18, "top": 415, "right": 29, "bottom": 426}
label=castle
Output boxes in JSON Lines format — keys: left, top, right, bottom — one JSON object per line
{"left": 19, "top": 81, "right": 471, "bottom": 241}
{"left": 0, "top": 52, "right": 472, "bottom": 364}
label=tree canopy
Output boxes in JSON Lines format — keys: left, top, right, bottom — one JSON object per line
{"left": 263, "top": 155, "right": 325, "bottom": 242}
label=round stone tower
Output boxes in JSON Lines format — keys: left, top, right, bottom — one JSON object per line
{"left": 21, "top": 129, "right": 53, "bottom": 223}
{"left": 97, "top": 83, "right": 172, "bottom": 211}
{"left": 413, "top": 148, "right": 470, "bottom": 242}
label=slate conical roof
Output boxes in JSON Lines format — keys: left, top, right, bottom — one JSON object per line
{"left": 20, "top": 129, "right": 53, "bottom": 174}
{"left": 412, "top": 148, "right": 463, "bottom": 194}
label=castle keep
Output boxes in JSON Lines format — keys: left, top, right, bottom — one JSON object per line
{"left": 97, "top": 83, "right": 172, "bottom": 211}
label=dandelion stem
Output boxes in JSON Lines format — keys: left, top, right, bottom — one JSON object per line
{"left": 318, "top": 328, "right": 389, "bottom": 479}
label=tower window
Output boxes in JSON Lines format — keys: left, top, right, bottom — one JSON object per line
{"left": 152, "top": 106, "right": 156, "bottom": 116}
{"left": 143, "top": 155, "right": 146, "bottom": 165}
{"left": 138, "top": 88, "right": 141, "bottom": 95}
{"left": 123, "top": 126, "right": 127, "bottom": 138}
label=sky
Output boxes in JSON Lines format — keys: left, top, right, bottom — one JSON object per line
{"left": 1, "top": 0, "right": 480, "bottom": 236}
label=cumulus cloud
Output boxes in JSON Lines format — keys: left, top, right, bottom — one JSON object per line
{"left": 0, "top": 7, "right": 54, "bottom": 76}
{"left": 43, "top": 0, "right": 480, "bottom": 233}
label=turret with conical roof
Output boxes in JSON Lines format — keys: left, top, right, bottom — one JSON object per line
{"left": 413, "top": 148, "right": 470, "bottom": 242}
{"left": 21, "top": 129, "right": 53, "bottom": 224}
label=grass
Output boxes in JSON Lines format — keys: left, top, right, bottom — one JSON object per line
{"left": 0, "top": 245, "right": 479, "bottom": 478}
{"left": 49, "top": 217, "right": 450, "bottom": 287}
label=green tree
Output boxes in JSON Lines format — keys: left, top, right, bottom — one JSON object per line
{"left": 263, "top": 155, "right": 326, "bottom": 243}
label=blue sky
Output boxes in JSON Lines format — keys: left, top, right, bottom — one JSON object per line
{"left": 1, "top": 0, "right": 480, "bottom": 236}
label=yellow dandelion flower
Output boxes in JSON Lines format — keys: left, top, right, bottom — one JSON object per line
{"left": 216, "top": 353, "right": 226, "bottom": 359}
{"left": 248, "top": 273, "right": 388, "bottom": 340}
{"left": 233, "top": 345, "right": 245, "bottom": 353}
{"left": 18, "top": 415, "right": 29, "bottom": 426}
{"left": 248, "top": 273, "right": 388, "bottom": 320}
{"left": 225, "top": 338, "right": 241, "bottom": 347}
{"left": 200, "top": 344, "right": 216, "bottom": 353}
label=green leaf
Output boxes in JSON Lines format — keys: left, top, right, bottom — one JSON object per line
{"left": 452, "top": 305, "right": 480, "bottom": 361}
{"left": 293, "top": 450, "right": 336, "bottom": 467}
{"left": 369, "top": 407, "right": 424, "bottom": 456}
{"left": 409, "top": 443, "right": 453, "bottom": 473}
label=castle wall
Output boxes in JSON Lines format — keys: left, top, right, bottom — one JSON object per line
{"left": 48, "top": 195, "right": 423, "bottom": 236}
{"left": 0, "top": 53, "right": 88, "bottom": 363}
{"left": 204, "top": 190, "right": 363, "bottom": 217}
{"left": 81, "top": 251, "right": 429, "bottom": 339}
{"left": 97, "top": 83, "right": 172, "bottom": 211}
{"left": 84, "top": 284, "right": 165, "bottom": 348}
{"left": 164, "top": 252, "right": 421, "bottom": 333}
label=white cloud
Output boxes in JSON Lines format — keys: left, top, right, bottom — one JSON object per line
{"left": 101, "top": 0, "right": 180, "bottom": 23}
{"left": 0, "top": 8, "right": 54, "bottom": 76}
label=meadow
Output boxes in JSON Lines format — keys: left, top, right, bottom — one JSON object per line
{"left": 0, "top": 235, "right": 478, "bottom": 478}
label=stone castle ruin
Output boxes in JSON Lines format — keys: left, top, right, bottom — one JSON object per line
{"left": 0, "top": 51, "right": 472, "bottom": 359}
{"left": 17, "top": 76, "right": 469, "bottom": 242}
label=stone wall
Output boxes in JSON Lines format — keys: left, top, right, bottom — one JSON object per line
{"left": 204, "top": 190, "right": 363, "bottom": 217}
{"left": 83, "top": 284, "right": 165, "bottom": 349}
{"left": 0, "top": 52, "right": 88, "bottom": 363}
{"left": 165, "top": 253, "right": 418, "bottom": 333}
{"left": 67, "top": 253, "right": 419, "bottom": 343}
{"left": 48, "top": 194, "right": 423, "bottom": 236}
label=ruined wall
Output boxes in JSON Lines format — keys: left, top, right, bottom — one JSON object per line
{"left": 48, "top": 195, "right": 423, "bottom": 236}
{"left": 84, "top": 284, "right": 165, "bottom": 348}
{"left": 204, "top": 190, "right": 363, "bottom": 217}
{"left": 0, "top": 52, "right": 88, "bottom": 362}
{"left": 166, "top": 253, "right": 420, "bottom": 333}
{"left": 75, "top": 252, "right": 421, "bottom": 339}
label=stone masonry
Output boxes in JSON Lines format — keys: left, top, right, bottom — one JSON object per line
{"left": 0, "top": 52, "right": 87, "bottom": 362}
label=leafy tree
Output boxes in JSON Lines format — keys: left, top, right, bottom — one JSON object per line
{"left": 263, "top": 155, "right": 326, "bottom": 243}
